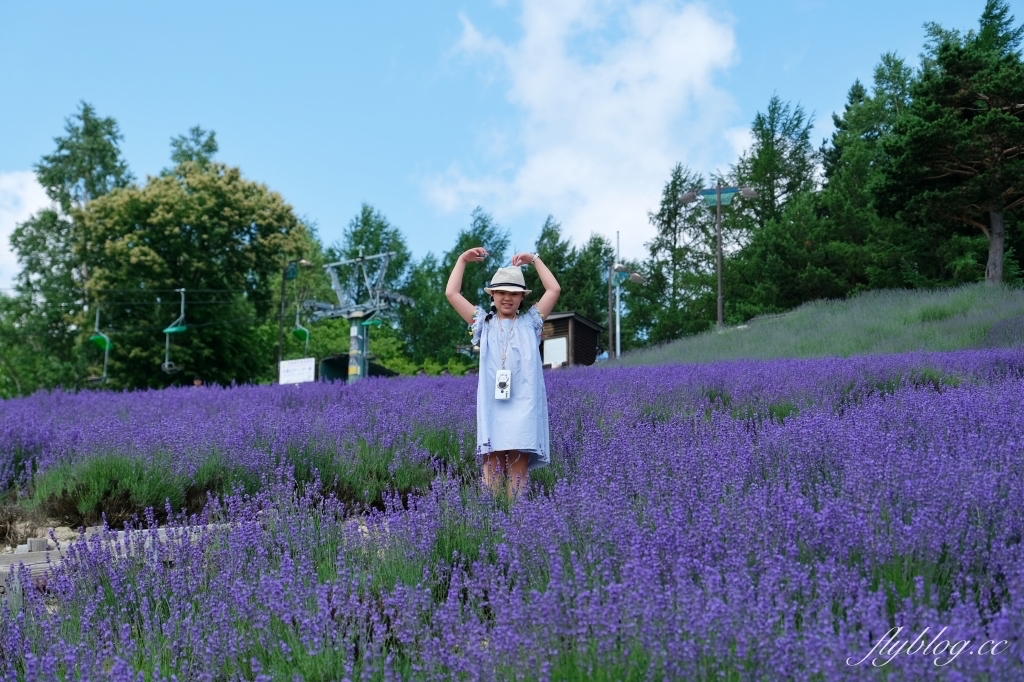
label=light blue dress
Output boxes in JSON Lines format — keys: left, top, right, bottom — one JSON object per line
{"left": 471, "top": 305, "right": 550, "bottom": 469}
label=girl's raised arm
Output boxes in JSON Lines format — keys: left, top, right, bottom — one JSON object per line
{"left": 511, "top": 252, "right": 560, "bottom": 319}
{"left": 446, "top": 247, "right": 488, "bottom": 324}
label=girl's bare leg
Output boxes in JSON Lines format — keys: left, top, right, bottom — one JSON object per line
{"left": 482, "top": 452, "right": 506, "bottom": 494}
{"left": 482, "top": 451, "right": 529, "bottom": 498}
{"left": 505, "top": 451, "right": 529, "bottom": 499}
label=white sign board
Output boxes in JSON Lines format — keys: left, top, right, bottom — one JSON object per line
{"left": 543, "top": 337, "right": 568, "bottom": 368}
{"left": 279, "top": 357, "right": 316, "bottom": 385}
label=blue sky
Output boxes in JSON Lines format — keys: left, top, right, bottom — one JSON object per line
{"left": 0, "top": 1, "right": 993, "bottom": 289}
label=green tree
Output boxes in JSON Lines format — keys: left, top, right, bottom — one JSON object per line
{"left": 560, "top": 234, "right": 615, "bottom": 326}
{"left": 396, "top": 254, "right": 449, "bottom": 367}
{"left": 0, "top": 295, "right": 55, "bottom": 397}
{"left": 738, "top": 55, "right": 918, "bottom": 312}
{"left": 523, "top": 216, "right": 573, "bottom": 298}
{"left": 398, "top": 208, "right": 508, "bottom": 368}
{"left": 165, "top": 125, "right": 218, "bottom": 171}
{"left": 310, "top": 205, "right": 416, "bottom": 375}
{"left": 77, "top": 161, "right": 306, "bottom": 388}
{"left": 874, "top": 0, "right": 1024, "bottom": 284}
{"left": 725, "top": 95, "right": 825, "bottom": 319}
{"left": 329, "top": 204, "right": 411, "bottom": 305}
{"left": 3, "top": 102, "right": 134, "bottom": 392}
{"left": 632, "top": 164, "right": 718, "bottom": 342}
{"left": 820, "top": 56, "right": 919, "bottom": 291}
{"left": 733, "top": 95, "right": 819, "bottom": 232}
{"left": 35, "top": 101, "right": 134, "bottom": 213}
{"left": 523, "top": 217, "right": 613, "bottom": 327}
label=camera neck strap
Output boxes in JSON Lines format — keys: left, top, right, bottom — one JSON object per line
{"left": 494, "top": 314, "right": 518, "bottom": 369}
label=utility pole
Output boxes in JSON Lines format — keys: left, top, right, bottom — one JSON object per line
{"left": 277, "top": 262, "right": 290, "bottom": 365}
{"left": 716, "top": 181, "right": 724, "bottom": 331}
{"left": 616, "top": 231, "right": 622, "bottom": 358}
{"left": 607, "top": 263, "right": 614, "bottom": 358}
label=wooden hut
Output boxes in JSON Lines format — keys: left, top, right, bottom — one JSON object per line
{"left": 540, "top": 311, "right": 604, "bottom": 368}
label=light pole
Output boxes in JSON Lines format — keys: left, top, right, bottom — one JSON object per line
{"left": 616, "top": 231, "right": 621, "bottom": 357}
{"left": 610, "top": 230, "right": 645, "bottom": 358}
{"left": 681, "top": 183, "right": 757, "bottom": 331}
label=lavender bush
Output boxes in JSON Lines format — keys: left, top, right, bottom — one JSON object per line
{"left": 1, "top": 349, "right": 1023, "bottom": 680}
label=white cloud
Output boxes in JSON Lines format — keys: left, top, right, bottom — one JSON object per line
{"left": 724, "top": 126, "right": 754, "bottom": 161}
{"left": 0, "top": 171, "right": 50, "bottom": 291}
{"left": 428, "top": 0, "right": 740, "bottom": 260}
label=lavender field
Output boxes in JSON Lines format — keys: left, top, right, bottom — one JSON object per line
{"left": 2, "top": 349, "right": 1024, "bottom": 680}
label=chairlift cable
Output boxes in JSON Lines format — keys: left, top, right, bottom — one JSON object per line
{"left": 0, "top": 316, "right": 268, "bottom": 340}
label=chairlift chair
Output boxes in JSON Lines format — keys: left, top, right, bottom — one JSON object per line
{"left": 291, "top": 305, "right": 311, "bottom": 357}
{"left": 87, "top": 308, "right": 112, "bottom": 384}
{"left": 162, "top": 289, "right": 187, "bottom": 373}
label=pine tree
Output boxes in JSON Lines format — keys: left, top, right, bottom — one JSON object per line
{"left": 874, "top": 0, "right": 1024, "bottom": 284}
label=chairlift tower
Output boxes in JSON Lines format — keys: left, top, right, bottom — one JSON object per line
{"left": 302, "top": 250, "right": 414, "bottom": 383}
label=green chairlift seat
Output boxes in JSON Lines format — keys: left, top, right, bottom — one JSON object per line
{"left": 292, "top": 307, "right": 311, "bottom": 356}
{"left": 162, "top": 289, "right": 187, "bottom": 374}
{"left": 89, "top": 333, "right": 113, "bottom": 351}
{"left": 88, "top": 309, "right": 112, "bottom": 383}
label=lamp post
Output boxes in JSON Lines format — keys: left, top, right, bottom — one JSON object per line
{"left": 608, "top": 230, "right": 646, "bottom": 358}
{"left": 278, "top": 258, "right": 313, "bottom": 364}
{"left": 681, "top": 183, "right": 757, "bottom": 331}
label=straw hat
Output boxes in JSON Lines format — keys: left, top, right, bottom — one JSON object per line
{"left": 484, "top": 266, "right": 532, "bottom": 295}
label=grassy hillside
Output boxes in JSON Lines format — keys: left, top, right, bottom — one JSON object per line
{"left": 613, "top": 283, "right": 1024, "bottom": 367}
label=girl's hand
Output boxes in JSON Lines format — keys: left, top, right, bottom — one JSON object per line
{"left": 460, "top": 247, "right": 488, "bottom": 263}
{"left": 510, "top": 252, "right": 536, "bottom": 267}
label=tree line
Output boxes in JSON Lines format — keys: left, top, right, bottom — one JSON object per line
{"left": 1, "top": 0, "right": 1022, "bottom": 396}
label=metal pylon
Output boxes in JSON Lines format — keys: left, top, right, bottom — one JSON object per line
{"left": 301, "top": 250, "right": 414, "bottom": 383}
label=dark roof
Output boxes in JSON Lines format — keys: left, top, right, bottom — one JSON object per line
{"left": 544, "top": 311, "right": 605, "bottom": 332}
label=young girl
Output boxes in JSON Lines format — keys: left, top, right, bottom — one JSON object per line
{"left": 445, "top": 248, "right": 561, "bottom": 498}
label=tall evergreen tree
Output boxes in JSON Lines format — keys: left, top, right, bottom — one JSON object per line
{"left": 523, "top": 217, "right": 613, "bottom": 327}
{"left": 165, "top": 126, "right": 218, "bottom": 171}
{"left": 332, "top": 204, "right": 411, "bottom": 306}
{"left": 631, "top": 164, "right": 717, "bottom": 342}
{"left": 398, "top": 208, "right": 508, "bottom": 367}
{"left": 724, "top": 96, "right": 821, "bottom": 320}
{"left": 818, "top": 55, "right": 916, "bottom": 293}
{"left": 560, "top": 234, "right": 615, "bottom": 326}
{"left": 733, "top": 95, "right": 819, "bottom": 232}
{"left": 523, "top": 216, "right": 573, "bottom": 298}
{"left": 874, "top": 0, "right": 1024, "bottom": 283}
{"left": 35, "top": 101, "right": 134, "bottom": 213}
{"left": 3, "top": 102, "right": 134, "bottom": 391}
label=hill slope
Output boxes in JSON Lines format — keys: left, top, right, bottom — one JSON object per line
{"left": 613, "top": 283, "right": 1024, "bottom": 367}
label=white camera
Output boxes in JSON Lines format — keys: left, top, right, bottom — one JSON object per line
{"left": 494, "top": 369, "right": 511, "bottom": 400}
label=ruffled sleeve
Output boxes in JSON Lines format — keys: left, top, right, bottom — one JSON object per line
{"left": 527, "top": 305, "right": 545, "bottom": 342}
{"left": 470, "top": 306, "right": 487, "bottom": 346}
